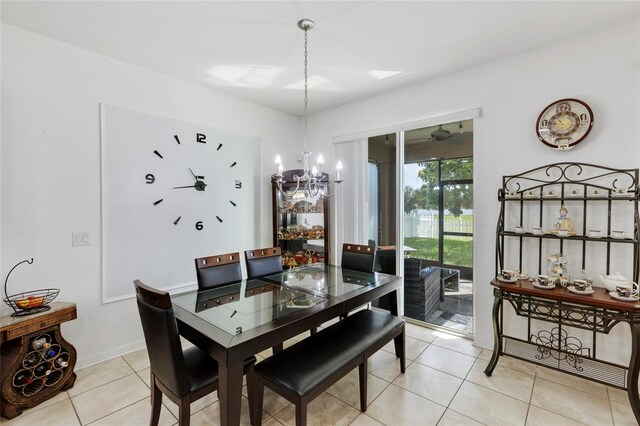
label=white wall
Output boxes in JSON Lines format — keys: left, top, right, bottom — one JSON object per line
{"left": 309, "top": 23, "right": 640, "bottom": 363}
{"left": 1, "top": 24, "right": 301, "bottom": 367}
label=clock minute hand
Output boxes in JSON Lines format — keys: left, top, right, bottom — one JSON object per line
{"left": 173, "top": 184, "right": 197, "bottom": 189}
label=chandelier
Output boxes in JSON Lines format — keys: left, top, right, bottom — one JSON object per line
{"left": 273, "top": 19, "right": 343, "bottom": 198}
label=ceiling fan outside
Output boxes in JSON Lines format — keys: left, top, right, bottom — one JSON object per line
{"left": 426, "top": 125, "right": 453, "bottom": 142}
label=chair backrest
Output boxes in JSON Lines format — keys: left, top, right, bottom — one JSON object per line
{"left": 195, "top": 252, "right": 242, "bottom": 290}
{"left": 341, "top": 243, "right": 376, "bottom": 273}
{"left": 377, "top": 249, "right": 397, "bottom": 275}
{"left": 244, "top": 247, "right": 283, "bottom": 279}
{"left": 133, "top": 280, "right": 190, "bottom": 397}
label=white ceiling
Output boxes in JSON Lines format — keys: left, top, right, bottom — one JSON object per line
{"left": 2, "top": 1, "right": 638, "bottom": 115}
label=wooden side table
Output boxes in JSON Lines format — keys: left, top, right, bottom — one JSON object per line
{"left": 0, "top": 302, "right": 77, "bottom": 419}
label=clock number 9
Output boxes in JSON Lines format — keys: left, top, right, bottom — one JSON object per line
{"left": 195, "top": 221, "right": 204, "bottom": 231}
{"left": 145, "top": 174, "right": 155, "bottom": 184}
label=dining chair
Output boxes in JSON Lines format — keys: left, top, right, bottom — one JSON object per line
{"left": 194, "top": 252, "right": 242, "bottom": 291}
{"left": 340, "top": 243, "right": 377, "bottom": 318}
{"left": 341, "top": 243, "right": 376, "bottom": 273}
{"left": 244, "top": 246, "right": 283, "bottom": 279}
{"left": 133, "top": 279, "right": 256, "bottom": 426}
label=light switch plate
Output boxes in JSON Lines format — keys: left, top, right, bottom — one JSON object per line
{"left": 72, "top": 232, "right": 90, "bottom": 247}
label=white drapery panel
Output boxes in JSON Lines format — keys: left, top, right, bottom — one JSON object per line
{"left": 333, "top": 138, "right": 368, "bottom": 264}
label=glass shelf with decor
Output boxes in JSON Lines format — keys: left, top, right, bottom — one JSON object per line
{"left": 272, "top": 169, "right": 330, "bottom": 269}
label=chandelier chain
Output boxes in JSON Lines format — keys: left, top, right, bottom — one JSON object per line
{"left": 303, "top": 26, "right": 309, "bottom": 153}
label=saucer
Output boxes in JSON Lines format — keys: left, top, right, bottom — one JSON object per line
{"left": 549, "top": 229, "right": 576, "bottom": 236}
{"left": 497, "top": 276, "right": 517, "bottom": 283}
{"left": 610, "top": 234, "right": 626, "bottom": 240}
{"left": 609, "top": 291, "right": 639, "bottom": 302}
{"left": 516, "top": 273, "right": 529, "bottom": 280}
{"left": 568, "top": 286, "right": 594, "bottom": 295}
{"left": 532, "top": 281, "right": 555, "bottom": 290}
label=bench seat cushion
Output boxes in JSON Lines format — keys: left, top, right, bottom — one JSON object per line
{"left": 255, "top": 310, "right": 403, "bottom": 397}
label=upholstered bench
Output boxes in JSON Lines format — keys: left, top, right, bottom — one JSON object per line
{"left": 252, "top": 309, "right": 405, "bottom": 426}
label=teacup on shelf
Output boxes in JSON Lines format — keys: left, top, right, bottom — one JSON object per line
{"left": 559, "top": 277, "right": 569, "bottom": 288}
{"left": 514, "top": 226, "right": 525, "bottom": 234}
{"left": 612, "top": 188, "right": 628, "bottom": 196}
{"left": 531, "top": 227, "right": 543, "bottom": 235}
{"left": 574, "top": 279, "right": 592, "bottom": 292}
{"left": 611, "top": 230, "right": 625, "bottom": 239}
{"left": 544, "top": 190, "right": 557, "bottom": 197}
{"left": 588, "top": 229, "right": 602, "bottom": 238}
{"left": 568, "top": 189, "right": 581, "bottom": 197}
{"left": 616, "top": 283, "right": 638, "bottom": 298}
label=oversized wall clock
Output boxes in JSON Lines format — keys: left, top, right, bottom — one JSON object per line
{"left": 101, "top": 105, "right": 260, "bottom": 302}
{"left": 147, "top": 132, "right": 244, "bottom": 230}
{"left": 536, "top": 98, "right": 594, "bottom": 151}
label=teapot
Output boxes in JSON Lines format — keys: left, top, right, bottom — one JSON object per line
{"left": 600, "top": 272, "right": 631, "bottom": 292}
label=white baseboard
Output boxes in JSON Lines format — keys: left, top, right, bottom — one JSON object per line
{"left": 75, "top": 339, "right": 146, "bottom": 370}
{"left": 472, "top": 336, "right": 493, "bottom": 351}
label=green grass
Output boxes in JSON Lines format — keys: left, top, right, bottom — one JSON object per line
{"left": 404, "top": 237, "right": 473, "bottom": 267}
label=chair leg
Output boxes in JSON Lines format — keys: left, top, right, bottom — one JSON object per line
{"left": 393, "top": 328, "right": 406, "bottom": 374}
{"left": 295, "top": 401, "right": 307, "bottom": 426}
{"left": 310, "top": 327, "right": 317, "bottom": 335}
{"left": 178, "top": 399, "right": 190, "bottom": 426}
{"left": 254, "top": 378, "right": 265, "bottom": 426}
{"left": 150, "top": 375, "right": 162, "bottom": 426}
{"left": 272, "top": 343, "right": 284, "bottom": 355}
{"left": 358, "top": 361, "right": 368, "bottom": 412}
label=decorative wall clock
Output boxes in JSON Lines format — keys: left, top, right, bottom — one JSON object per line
{"left": 101, "top": 105, "right": 260, "bottom": 302}
{"left": 536, "top": 98, "right": 594, "bottom": 151}
{"left": 146, "top": 132, "right": 243, "bottom": 230}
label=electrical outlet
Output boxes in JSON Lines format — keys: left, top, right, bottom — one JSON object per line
{"left": 72, "top": 232, "right": 90, "bottom": 247}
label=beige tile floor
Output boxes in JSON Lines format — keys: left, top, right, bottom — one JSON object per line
{"left": 1, "top": 322, "right": 637, "bottom": 426}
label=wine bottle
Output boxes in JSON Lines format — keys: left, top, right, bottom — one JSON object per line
{"left": 55, "top": 358, "right": 69, "bottom": 368}
{"left": 15, "top": 371, "right": 34, "bottom": 385}
{"left": 43, "top": 348, "right": 58, "bottom": 358}
{"left": 34, "top": 364, "right": 51, "bottom": 377}
{"left": 24, "top": 352, "right": 39, "bottom": 368}
{"left": 32, "top": 338, "right": 49, "bottom": 349}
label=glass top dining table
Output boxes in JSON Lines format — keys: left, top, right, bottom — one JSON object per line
{"left": 171, "top": 264, "right": 402, "bottom": 426}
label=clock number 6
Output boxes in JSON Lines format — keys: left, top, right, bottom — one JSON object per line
{"left": 146, "top": 174, "right": 155, "bottom": 184}
{"left": 195, "top": 221, "right": 204, "bottom": 231}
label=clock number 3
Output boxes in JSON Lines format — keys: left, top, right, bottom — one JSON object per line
{"left": 235, "top": 180, "right": 242, "bottom": 189}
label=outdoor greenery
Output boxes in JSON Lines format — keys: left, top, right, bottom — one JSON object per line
{"left": 404, "top": 236, "right": 473, "bottom": 267}
{"left": 404, "top": 158, "right": 473, "bottom": 216}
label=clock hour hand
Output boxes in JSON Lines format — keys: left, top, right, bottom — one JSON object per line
{"left": 189, "top": 168, "right": 197, "bottom": 181}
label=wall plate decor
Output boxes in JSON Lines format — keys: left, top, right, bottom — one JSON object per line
{"left": 536, "top": 98, "right": 594, "bottom": 151}
{"left": 101, "top": 105, "right": 260, "bottom": 302}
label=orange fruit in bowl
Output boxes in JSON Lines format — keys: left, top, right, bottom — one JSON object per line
{"left": 27, "top": 296, "right": 45, "bottom": 308}
{"left": 15, "top": 299, "right": 30, "bottom": 309}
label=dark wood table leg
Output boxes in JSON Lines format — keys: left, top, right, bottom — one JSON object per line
{"left": 218, "top": 360, "right": 244, "bottom": 426}
{"left": 484, "top": 291, "right": 503, "bottom": 376}
{"left": 627, "top": 322, "right": 640, "bottom": 423}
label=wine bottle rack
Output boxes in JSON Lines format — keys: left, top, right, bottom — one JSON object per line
{"left": 1, "top": 302, "right": 77, "bottom": 419}
{"left": 11, "top": 334, "right": 70, "bottom": 398}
